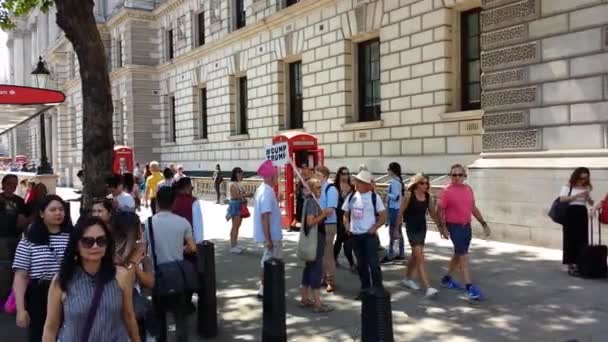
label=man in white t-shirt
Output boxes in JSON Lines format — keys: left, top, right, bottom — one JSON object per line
{"left": 106, "top": 174, "right": 136, "bottom": 212}
{"left": 342, "top": 170, "right": 387, "bottom": 298}
{"left": 253, "top": 160, "right": 283, "bottom": 299}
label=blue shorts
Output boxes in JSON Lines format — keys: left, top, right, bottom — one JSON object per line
{"left": 448, "top": 223, "right": 472, "bottom": 255}
{"left": 228, "top": 200, "right": 242, "bottom": 218}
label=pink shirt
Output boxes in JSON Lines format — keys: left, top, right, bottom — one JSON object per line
{"left": 438, "top": 183, "right": 475, "bottom": 225}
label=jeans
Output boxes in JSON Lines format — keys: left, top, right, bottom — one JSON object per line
{"left": 214, "top": 182, "right": 221, "bottom": 203}
{"left": 387, "top": 208, "right": 405, "bottom": 258}
{"left": 25, "top": 279, "right": 51, "bottom": 342}
{"left": 352, "top": 233, "right": 383, "bottom": 291}
{"left": 301, "top": 232, "right": 325, "bottom": 289}
{"left": 153, "top": 293, "right": 189, "bottom": 342}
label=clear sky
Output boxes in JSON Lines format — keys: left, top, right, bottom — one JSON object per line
{"left": 0, "top": 30, "right": 8, "bottom": 83}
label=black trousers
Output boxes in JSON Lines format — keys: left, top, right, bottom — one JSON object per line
{"left": 352, "top": 234, "right": 383, "bottom": 291}
{"left": 214, "top": 182, "right": 222, "bottom": 203}
{"left": 25, "top": 279, "right": 51, "bottom": 342}
{"left": 151, "top": 198, "right": 157, "bottom": 215}
{"left": 563, "top": 205, "right": 589, "bottom": 265}
{"left": 334, "top": 224, "right": 356, "bottom": 267}
{"left": 153, "top": 293, "right": 189, "bottom": 342}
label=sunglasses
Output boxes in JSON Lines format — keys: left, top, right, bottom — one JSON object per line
{"left": 80, "top": 236, "right": 108, "bottom": 249}
{"left": 418, "top": 181, "right": 429, "bottom": 185}
{"left": 450, "top": 173, "right": 465, "bottom": 177}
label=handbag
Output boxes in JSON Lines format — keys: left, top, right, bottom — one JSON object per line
{"left": 81, "top": 281, "right": 106, "bottom": 342}
{"left": 548, "top": 186, "right": 571, "bottom": 225}
{"left": 148, "top": 217, "right": 199, "bottom": 296}
{"left": 297, "top": 199, "right": 318, "bottom": 262}
{"left": 240, "top": 202, "right": 251, "bottom": 218}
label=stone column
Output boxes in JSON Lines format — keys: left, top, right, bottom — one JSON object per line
{"left": 12, "top": 31, "right": 25, "bottom": 85}
{"left": 39, "top": 13, "right": 49, "bottom": 53}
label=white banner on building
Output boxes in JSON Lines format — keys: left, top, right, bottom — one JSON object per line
{"left": 265, "top": 142, "right": 289, "bottom": 166}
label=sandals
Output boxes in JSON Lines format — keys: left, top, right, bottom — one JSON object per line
{"left": 312, "top": 304, "right": 334, "bottom": 313}
{"left": 298, "top": 299, "right": 314, "bottom": 308}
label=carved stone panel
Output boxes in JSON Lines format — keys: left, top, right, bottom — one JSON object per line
{"left": 482, "top": 86, "right": 539, "bottom": 110}
{"left": 482, "top": 68, "right": 528, "bottom": 90}
{"left": 481, "top": 25, "right": 528, "bottom": 49}
{"left": 481, "top": 0, "right": 518, "bottom": 9}
{"left": 481, "top": 0, "right": 539, "bottom": 31}
{"left": 483, "top": 111, "right": 529, "bottom": 130}
{"left": 481, "top": 42, "right": 539, "bottom": 72}
{"left": 482, "top": 130, "right": 539, "bottom": 151}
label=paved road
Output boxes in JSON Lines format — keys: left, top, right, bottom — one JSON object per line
{"left": 2, "top": 188, "right": 606, "bottom": 341}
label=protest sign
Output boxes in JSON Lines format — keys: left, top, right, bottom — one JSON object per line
{"left": 265, "top": 142, "right": 289, "bottom": 166}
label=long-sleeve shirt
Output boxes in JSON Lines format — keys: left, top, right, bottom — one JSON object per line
{"left": 387, "top": 177, "right": 403, "bottom": 209}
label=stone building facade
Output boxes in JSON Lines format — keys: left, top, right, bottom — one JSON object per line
{"left": 4, "top": 0, "right": 608, "bottom": 247}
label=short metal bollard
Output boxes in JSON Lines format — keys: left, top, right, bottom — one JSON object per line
{"left": 262, "top": 258, "right": 286, "bottom": 342}
{"left": 197, "top": 241, "right": 218, "bottom": 338}
{"left": 361, "top": 287, "right": 394, "bottom": 342}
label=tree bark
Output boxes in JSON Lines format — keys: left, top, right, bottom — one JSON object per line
{"left": 54, "top": 0, "right": 113, "bottom": 211}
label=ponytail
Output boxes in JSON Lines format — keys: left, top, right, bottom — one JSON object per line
{"left": 388, "top": 162, "right": 405, "bottom": 197}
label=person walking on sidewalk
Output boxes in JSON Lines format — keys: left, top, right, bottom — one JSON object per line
{"left": 333, "top": 167, "right": 357, "bottom": 273}
{"left": 438, "top": 164, "right": 491, "bottom": 300}
{"left": 253, "top": 160, "right": 283, "bottom": 299}
{"left": 144, "top": 161, "right": 164, "bottom": 214}
{"left": 398, "top": 174, "right": 442, "bottom": 298}
{"left": 559, "top": 167, "right": 594, "bottom": 277}
{"left": 107, "top": 174, "right": 136, "bottom": 213}
{"left": 227, "top": 167, "right": 253, "bottom": 254}
{"left": 212, "top": 164, "right": 223, "bottom": 204}
{"left": 315, "top": 165, "right": 339, "bottom": 292}
{"left": 383, "top": 162, "right": 406, "bottom": 263}
{"left": 342, "top": 170, "right": 387, "bottom": 299}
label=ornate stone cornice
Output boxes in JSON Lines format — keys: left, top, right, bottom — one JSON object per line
{"left": 154, "top": 0, "right": 186, "bottom": 17}
{"left": 106, "top": 8, "right": 157, "bottom": 28}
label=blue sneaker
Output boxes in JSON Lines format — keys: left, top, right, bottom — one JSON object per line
{"left": 466, "top": 285, "right": 482, "bottom": 300}
{"left": 441, "top": 278, "right": 463, "bottom": 290}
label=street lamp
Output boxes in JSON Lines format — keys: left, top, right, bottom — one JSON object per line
{"left": 31, "top": 56, "right": 50, "bottom": 89}
{"left": 31, "top": 56, "right": 53, "bottom": 175}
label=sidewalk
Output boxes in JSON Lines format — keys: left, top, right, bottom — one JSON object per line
{"left": 2, "top": 189, "right": 606, "bottom": 341}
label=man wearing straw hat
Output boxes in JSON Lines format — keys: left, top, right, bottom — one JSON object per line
{"left": 342, "top": 169, "right": 387, "bottom": 298}
{"left": 253, "top": 160, "right": 284, "bottom": 299}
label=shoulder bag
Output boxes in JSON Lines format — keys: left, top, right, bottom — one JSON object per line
{"left": 80, "top": 280, "right": 106, "bottom": 342}
{"left": 548, "top": 187, "right": 571, "bottom": 225}
{"left": 297, "top": 199, "right": 318, "bottom": 262}
{"left": 148, "top": 217, "right": 199, "bottom": 296}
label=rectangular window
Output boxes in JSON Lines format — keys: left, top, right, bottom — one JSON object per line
{"left": 286, "top": 0, "right": 299, "bottom": 7}
{"left": 235, "top": 0, "right": 246, "bottom": 29}
{"left": 237, "top": 77, "right": 248, "bottom": 134}
{"left": 117, "top": 39, "right": 123, "bottom": 68}
{"left": 358, "top": 38, "right": 381, "bottom": 122}
{"left": 167, "top": 29, "right": 174, "bottom": 60}
{"left": 168, "top": 96, "right": 176, "bottom": 142}
{"left": 198, "top": 88, "right": 208, "bottom": 139}
{"left": 197, "top": 12, "right": 205, "bottom": 46}
{"left": 461, "top": 9, "right": 481, "bottom": 111}
{"left": 288, "top": 61, "right": 303, "bottom": 129}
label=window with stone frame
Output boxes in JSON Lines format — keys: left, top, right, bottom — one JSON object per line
{"left": 357, "top": 38, "right": 381, "bottom": 122}
{"left": 460, "top": 8, "right": 481, "bottom": 111}
{"left": 285, "top": 0, "right": 300, "bottom": 7}
{"left": 117, "top": 38, "right": 123, "bottom": 68}
{"left": 198, "top": 88, "right": 208, "bottom": 139}
{"left": 113, "top": 100, "right": 124, "bottom": 145}
{"left": 196, "top": 11, "right": 205, "bottom": 47}
{"left": 167, "top": 29, "right": 175, "bottom": 60}
{"left": 287, "top": 61, "right": 303, "bottom": 129}
{"left": 235, "top": 0, "right": 246, "bottom": 30}
{"left": 236, "top": 76, "right": 248, "bottom": 135}
{"left": 168, "top": 96, "right": 176, "bottom": 142}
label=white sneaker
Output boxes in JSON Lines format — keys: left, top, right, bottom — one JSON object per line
{"left": 425, "top": 287, "right": 438, "bottom": 298}
{"left": 230, "top": 246, "right": 243, "bottom": 254}
{"left": 401, "top": 279, "right": 421, "bottom": 290}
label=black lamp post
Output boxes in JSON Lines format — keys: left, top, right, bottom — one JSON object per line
{"left": 31, "top": 56, "right": 53, "bottom": 175}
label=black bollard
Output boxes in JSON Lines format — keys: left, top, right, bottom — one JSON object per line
{"left": 262, "top": 258, "right": 286, "bottom": 342}
{"left": 197, "top": 241, "right": 218, "bottom": 338}
{"left": 361, "top": 287, "right": 394, "bottom": 342}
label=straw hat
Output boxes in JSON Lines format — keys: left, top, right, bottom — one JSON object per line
{"left": 353, "top": 170, "right": 374, "bottom": 185}
{"left": 407, "top": 173, "right": 428, "bottom": 191}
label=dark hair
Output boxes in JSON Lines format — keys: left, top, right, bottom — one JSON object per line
{"left": 1, "top": 174, "right": 17, "bottom": 185}
{"left": 106, "top": 174, "right": 122, "bottom": 189}
{"left": 231, "top": 167, "right": 243, "bottom": 182}
{"left": 144, "top": 165, "right": 152, "bottom": 179}
{"left": 163, "top": 167, "right": 174, "bottom": 180}
{"left": 58, "top": 216, "right": 116, "bottom": 291}
{"left": 111, "top": 212, "right": 141, "bottom": 266}
{"left": 26, "top": 195, "right": 71, "bottom": 245}
{"left": 174, "top": 177, "right": 192, "bottom": 192}
{"left": 122, "top": 173, "right": 135, "bottom": 193}
{"left": 388, "top": 162, "right": 405, "bottom": 196}
{"left": 569, "top": 167, "right": 592, "bottom": 189}
{"left": 156, "top": 186, "right": 175, "bottom": 210}
{"left": 93, "top": 198, "right": 115, "bottom": 215}
{"left": 334, "top": 166, "right": 354, "bottom": 195}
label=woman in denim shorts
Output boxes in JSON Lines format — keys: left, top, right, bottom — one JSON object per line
{"left": 227, "top": 167, "right": 252, "bottom": 254}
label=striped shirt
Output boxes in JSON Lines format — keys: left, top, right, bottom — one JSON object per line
{"left": 12, "top": 232, "right": 70, "bottom": 280}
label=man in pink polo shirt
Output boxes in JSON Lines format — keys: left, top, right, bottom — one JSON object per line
{"left": 438, "top": 164, "right": 491, "bottom": 300}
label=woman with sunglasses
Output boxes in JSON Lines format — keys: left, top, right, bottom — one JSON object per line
{"left": 438, "top": 164, "right": 490, "bottom": 301}
{"left": 12, "top": 195, "right": 72, "bottom": 342}
{"left": 398, "top": 174, "right": 441, "bottom": 298}
{"left": 227, "top": 167, "right": 253, "bottom": 254}
{"left": 333, "top": 167, "right": 357, "bottom": 272}
{"left": 559, "top": 167, "right": 594, "bottom": 277}
{"left": 42, "top": 217, "right": 140, "bottom": 342}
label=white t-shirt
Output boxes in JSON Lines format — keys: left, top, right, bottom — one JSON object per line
{"left": 115, "top": 191, "right": 136, "bottom": 212}
{"left": 560, "top": 186, "right": 592, "bottom": 206}
{"left": 342, "top": 191, "right": 386, "bottom": 235}
{"left": 253, "top": 183, "right": 282, "bottom": 243}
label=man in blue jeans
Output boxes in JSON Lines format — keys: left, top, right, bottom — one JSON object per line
{"left": 342, "top": 170, "right": 387, "bottom": 299}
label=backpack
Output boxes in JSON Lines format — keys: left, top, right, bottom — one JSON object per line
{"left": 346, "top": 191, "right": 379, "bottom": 217}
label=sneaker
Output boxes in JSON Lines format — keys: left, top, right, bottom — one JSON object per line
{"left": 466, "top": 285, "right": 482, "bottom": 300}
{"left": 441, "top": 278, "right": 463, "bottom": 290}
{"left": 425, "top": 287, "right": 438, "bottom": 298}
{"left": 230, "top": 246, "right": 243, "bottom": 254}
{"left": 401, "top": 279, "right": 421, "bottom": 291}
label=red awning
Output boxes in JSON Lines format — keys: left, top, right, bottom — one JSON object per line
{"left": 0, "top": 85, "right": 66, "bottom": 134}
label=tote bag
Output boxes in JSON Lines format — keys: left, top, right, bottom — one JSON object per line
{"left": 548, "top": 187, "right": 571, "bottom": 225}
{"left": 297, "top": 199, "right": 318, "bottom": 262}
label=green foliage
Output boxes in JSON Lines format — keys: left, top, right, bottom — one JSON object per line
{"left": 0, "top": 0, "right": 53, "bottom": 30}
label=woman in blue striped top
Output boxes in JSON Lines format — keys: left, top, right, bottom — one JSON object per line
{"left": 12, "top": 195, "right": 72, "bottom": 342}
{"left": 383, "top": 162, "right": 406, "bottom": 262}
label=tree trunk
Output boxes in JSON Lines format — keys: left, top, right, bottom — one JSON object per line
{"left": 54, "top": 0, "right": 113, "bottom": 211}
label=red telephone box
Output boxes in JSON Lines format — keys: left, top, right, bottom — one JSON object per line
{"left": 113, "top": 146, "right": 134, "bottom": 174}
{"left": 271, "top": 132, "right": 324, "bottom": 229}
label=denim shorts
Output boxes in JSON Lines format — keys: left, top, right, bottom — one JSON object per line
{"left": 447, "top": 223, "right": 472, "bottom": 255}
{"left": 228, "top": 200, "right": 242, "bottom": 218}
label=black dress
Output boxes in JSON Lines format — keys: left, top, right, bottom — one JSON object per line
{"left": 562, "top": 204, "right": 589, "bottom": 265}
